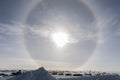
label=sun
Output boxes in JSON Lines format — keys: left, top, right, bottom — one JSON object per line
{"left": 51, "top": 32, "right": 69, "bottom": 48}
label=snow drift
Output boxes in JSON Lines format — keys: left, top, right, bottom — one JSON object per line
{"left": 7, "top": 67, "right": 56, "bottom": 80}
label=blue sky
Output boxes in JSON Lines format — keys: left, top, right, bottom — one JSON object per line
{"left": 0, "top": 0, "right": 120, "bottom": 72}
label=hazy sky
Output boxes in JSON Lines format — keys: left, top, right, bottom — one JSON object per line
{"left": 0, "top": 0, "right": 120, "bottom": 72}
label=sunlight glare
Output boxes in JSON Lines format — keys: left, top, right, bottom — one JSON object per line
{"left": 51, "top": 32, "right": 69, "bottom": 48}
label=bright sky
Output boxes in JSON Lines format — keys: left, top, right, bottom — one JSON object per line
{"left": 0, "top": 0, "right": 120, "bottom": 72}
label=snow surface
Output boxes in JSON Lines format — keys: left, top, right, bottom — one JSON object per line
{"left": 0, "top": 77, "right": 12, "bottom": 80}
{"left": 58, "top": 75, "right": 120, "bottom": 80}
{"left": 0, "top": 67, "right": 119, "bottom": 80}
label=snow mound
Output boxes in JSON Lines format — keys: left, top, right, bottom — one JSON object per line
{"left": 7, "top": 67, "right": 56, "bottom": 80}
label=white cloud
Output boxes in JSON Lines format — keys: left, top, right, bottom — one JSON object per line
{"left": 97, "top": 39, "right": 104, "bottom": 44}
{"left": 0, "top": 23, "right": 29, "bottom": 59}
{"left": 0, "top": 23, "right": 24, "bottom": 36}
{"left": 115, "top": 26, "right": 120, "bottom": 36}
{"left": 27, "top": 22, "right": 98, "bottom": 45}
